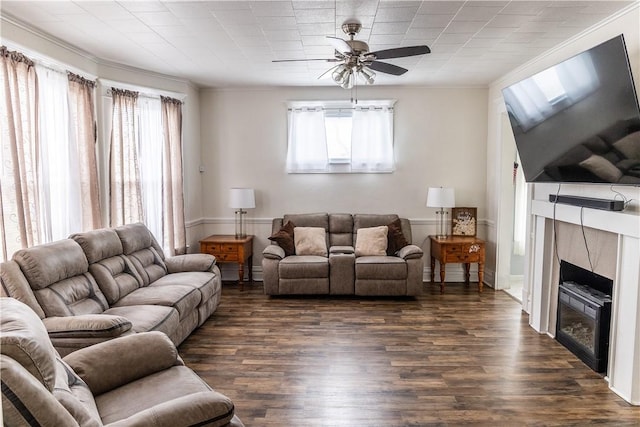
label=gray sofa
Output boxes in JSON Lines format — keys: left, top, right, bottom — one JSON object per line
{"left": 1, "top": 297, "right": 243, "bottom": 427}
{"left": 262, "top": 213, "right": 424, "bottom": 296}
{"left": 0, "top": 223, "right": 222, "bottom": 356}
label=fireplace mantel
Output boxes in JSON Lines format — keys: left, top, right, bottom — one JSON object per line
{"left": 529, "top": 199, "right": 640, "bottom": 405}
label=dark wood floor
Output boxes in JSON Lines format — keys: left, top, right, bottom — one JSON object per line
{"left": 179, "top": 281, "right": 640, "bottom": 426}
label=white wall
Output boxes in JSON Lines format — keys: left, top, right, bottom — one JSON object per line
{"left": 486, "top": 5, "right": 640, "bottom": 292}
{"left": 199, "top": 85, "right": 489, "bottom": 279}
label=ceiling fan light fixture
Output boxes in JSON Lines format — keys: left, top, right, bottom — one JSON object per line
{"left": 341, "top": 70, "right": 354, "bottom": 89}
{"left": 332, "top": 65, "right": 349, "bottom": 84}
{"left": 359, "top": 67, "right": 375, "bottom": 84}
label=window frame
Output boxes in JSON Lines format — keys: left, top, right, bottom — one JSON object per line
{"left": 286, "top": 99, "right": 396, "bottom": 174}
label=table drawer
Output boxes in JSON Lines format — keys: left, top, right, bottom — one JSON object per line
{"left": 201, "top": 243, "right": 222, "bottom": 254}
{"left": 446, "top": 252, "right": 481, "bottom": 263}
{"left": 216, "top": 252, "right": 239, "bottom": 262}
{"left": 220, "top": 244, "right": 238, "bottom": 253}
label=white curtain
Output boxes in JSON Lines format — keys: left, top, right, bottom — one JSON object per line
{"left": 286, "top": 108, "right": 328, "bottom": 173}
{"left": 36, "top": 64, "right": 80, "bottom": 242}
{"left": 137, "top": 96, "right": 163, "bottom": 243}
{"left": 351, "top": 107, "right": 394, "bottom": 172}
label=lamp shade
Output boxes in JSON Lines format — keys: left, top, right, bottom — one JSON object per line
{"left": 229, "top": 188, "right": 255, "bottom": 209}
{"left": 426, "top": 187, "right": 455, "bottom": 208}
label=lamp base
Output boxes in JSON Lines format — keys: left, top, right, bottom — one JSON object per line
{"left": 436, "top": 210, "right": 449, "bottom": 240}
{"left": 234, "top": 210, "right": 247, "bottom": 239}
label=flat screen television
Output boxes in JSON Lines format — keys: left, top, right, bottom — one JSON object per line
{"left": 502, "top": 35, "right": 640, "bottom": 185}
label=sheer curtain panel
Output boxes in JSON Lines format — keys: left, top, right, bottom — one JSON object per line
{"left": 0, "top": 47, "right": 40, "bottom": 261}
{"left": 161, "top": 96, "right": 186, "bottom": 255}
{"left": 68, "top": 72, "right": 101, "bottom": 231}
{"left": 286, "top": 108, "right": 328, "bottom": 173}
{"left": 36, "top": 64, "right": 76, "bottom": 242}
{"left": 109, "top": 88, "right": 143, "bottom": 226}
{"left": 351, "top": 106, "right": 394, "bottom": 172}
{"left": 138, "top": 96, "right": 163, "bottom": 244}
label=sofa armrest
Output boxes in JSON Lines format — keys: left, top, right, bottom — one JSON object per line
{"left": 165, "top": 254, "right": 216, "bottom": 273}
{"left": 329, "top": 245, "right": 354, "bottom": 254}
{"left": 106, "top": 391, "right": 237, "bottom": 427}
{"left": 262, "top": 245, "right": 285, "bottom": 260}
{"left": 63, "top": 331, "right": 180, "bottom": 395}
{"left": 397, "top": 244, "right": 423, "bottom": 260}
{"left": 43, "top": 315, "right": 132, "bottom": 339}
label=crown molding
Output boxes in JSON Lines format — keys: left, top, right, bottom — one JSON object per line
{"left": 2, "top": 13, "right": 192, "bottom": 88}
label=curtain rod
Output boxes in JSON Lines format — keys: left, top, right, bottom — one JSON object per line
{"left": 287, "top": 106, "right": 393, "bottom": 112}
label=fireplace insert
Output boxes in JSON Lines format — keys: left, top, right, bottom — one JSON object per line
{"left": 556, "top": 261, "right": 613, "bottom": 373}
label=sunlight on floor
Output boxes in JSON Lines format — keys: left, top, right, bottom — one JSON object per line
{"left": 503, "top": 276, "right": 523, "bottom": 303}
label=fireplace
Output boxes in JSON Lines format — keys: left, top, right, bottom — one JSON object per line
{"left": 556, "top": 261, "right": 612, "bottom": 373}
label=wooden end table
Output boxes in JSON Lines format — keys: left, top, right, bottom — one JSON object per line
{"left": 199, "top": 235, "right": 253, "bottom": 290}
{"left": 429, "top": 235, "right": 486, "bottom": 293}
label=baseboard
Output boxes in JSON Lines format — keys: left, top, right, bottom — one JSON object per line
{"left": 220, "top": 265, "right": 492, "bottom": 285}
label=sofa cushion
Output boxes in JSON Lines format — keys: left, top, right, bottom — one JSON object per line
{"left": 12, "top": 239, "right": 110, "bottom": 317}
{"left": 329, "top": 213, "right": 354, "bottom": 247}
{"left": 355, "top": 226, "right": 388, "bottom": 256}
{"left": 12, "top": 239, "right": 89, "bottom": 290}
{"left": 114, "top": 285, "right": 201, "bottom": 320}
{"left": 95, "top": 367, "right": 235, "bottom": 426}
{"left": 294, "top": 227, "right": 327, "bottom": 256}
{"left": 0, "top": 298, "right": 58, "bottom": 391}
{"left": 104, "top": 305, "right": 180, "bottom": 337}
{"left": 268, "top": 220, "right": 296, "bottom": 256}
{"left": 355, "top": 256, "right": 407, "bottom": 280}
{"left": 386, "top": 218, "right": 409, "bottom": 255}
{"left": 71, "top": 228, "right": 124, "bottom": 264}
{"left": 88, "top": 255, "right": 143, "bottom": 304}
{"left": 151, "top": 271, "right": 219, "bottom": 300}
{"left": 280, "top": 256, "right": 329, "bottom": 279}
{"left": 34, "top": 273, "right": 109, "bottom": 317}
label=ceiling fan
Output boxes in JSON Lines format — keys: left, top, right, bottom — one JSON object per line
{"left": 273, "top": 21, "right": 431, "bottom": 89}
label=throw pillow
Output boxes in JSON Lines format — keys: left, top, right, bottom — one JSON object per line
{"left": 355, "top": 226, "right": 388, "bottom": 257}
{"left": 268, "top": 221, "right": 295, "bottom": 256}
{"left": 386, "top": 218, "right": 409, "bottom": 255}
{"left": 293, "top": 227, "right": 327, "bottom": 256}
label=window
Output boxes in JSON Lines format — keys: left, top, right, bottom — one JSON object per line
{"left": 286, "top": 100, "right": 395, "bottom": 173}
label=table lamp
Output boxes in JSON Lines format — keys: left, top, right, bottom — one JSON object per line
{"left": 426, "top": 187, "right": 455, "bottom": 239}
{"left": 229, "top": 188, "right": 255, "bottom": 238}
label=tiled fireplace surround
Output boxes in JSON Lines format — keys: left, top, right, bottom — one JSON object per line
{"left": 530, "top": 199, "right": 640, "bottom": 405}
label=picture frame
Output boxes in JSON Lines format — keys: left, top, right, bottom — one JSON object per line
{"left": 451, "top": 207, "right": 477, "bottom": 236}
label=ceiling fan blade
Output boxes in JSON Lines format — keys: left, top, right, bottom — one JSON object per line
{"left": 368, "top": 45, "right": 430, "bottom": 60}
{"left": 272, "top": 58, "right": 340, "bottom": 63}
{"left": 367, "top": 61, "right": 408, "bottom": 76}
{"left": 326, "top": 36, "right": 352, "bottom": 53}
{"left": 318, "top": 64, "right": 340, "bottom": 80}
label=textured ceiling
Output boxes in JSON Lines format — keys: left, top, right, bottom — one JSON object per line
{"left": 0, "top": 1, "right": 635, "bottom": 87}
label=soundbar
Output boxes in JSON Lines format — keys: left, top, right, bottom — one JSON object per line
{"left": 549, "top": 194, "right": 624, "bottom": 211}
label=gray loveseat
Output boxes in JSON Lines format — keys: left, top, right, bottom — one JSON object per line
{"left": 262, "top": 213, "right": 424, "bottom": 296}
{"left": 1, "top": 223, "right": 222, "bottom": 356}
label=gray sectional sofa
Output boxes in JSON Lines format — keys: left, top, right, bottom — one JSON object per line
{"left": 1, "top": 297, "right": 243, "bottom": 427}
{"left": 0, "top": 223, "right": 222, "bottom": 356}
{"left": 262, "top": 213, "right": 424, "bottom": 296}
